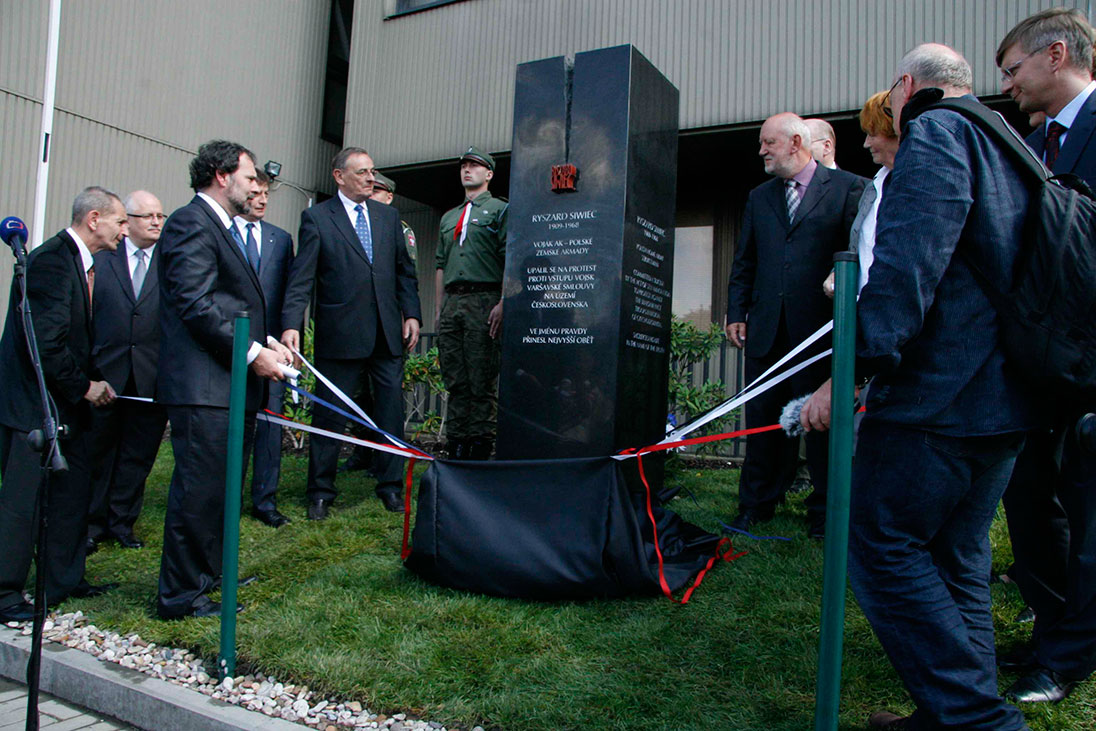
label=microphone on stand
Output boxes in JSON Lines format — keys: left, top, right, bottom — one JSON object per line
{"left": 1, "top": 216, "right": 29, "bottom": 258}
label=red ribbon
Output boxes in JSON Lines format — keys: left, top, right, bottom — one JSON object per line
{"left": 401, "top": 458, "right": 417, "bottom": 561}
{"left": 637, "top": 450, "right": 747, "bottom": 605}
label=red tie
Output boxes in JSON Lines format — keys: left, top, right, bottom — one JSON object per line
{"left": 453, "top": 201, "right": 471, "bottom": 245}
{"left": 87, "top": 265, "right": 95, "bottom": 305}
{"left": 1045, "top": 121, "right": 1067, "bottom": 170}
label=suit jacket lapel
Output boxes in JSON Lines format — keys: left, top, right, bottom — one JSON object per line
{"left": 328, "top": 198, "right": 372, "bottom": 268}
{"left": 789, "top": 166, "right": 831, "bottom": 232}
{"left": 58, "top": 230, "right": 92, "bottom": 334}
{"left": 763, "top": 179, "right": 792, "bottom": 232}
{"left": 194, "top": 196, "right": 264, "bottom": 294}
{"left": 1055, "top": 92, "right": 1096, "bottom": 174}
{"left": 110, "top": 245, "right": 137, "bottom": 303}
{"left": 258, "top": 226, "right": 274, "bottom": 277}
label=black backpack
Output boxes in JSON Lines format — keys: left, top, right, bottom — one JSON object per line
{"left": 906, "top": 90, "right": 1096, "bottom": 400}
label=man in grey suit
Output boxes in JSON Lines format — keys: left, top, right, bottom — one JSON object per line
{"left": 281, "top": 147, "right": 422, "bottom": 519}
{"left": 156, "top": 141, "right": 292, "bottom": 619}
{"left": 725, "top": 112, "right": 865, "bottom": 538}
{"left": 233, "top": 171, "right": 294, "bottom": 528}
{"left": 86, "top": 190, "right": 168, "bottom": 551}
{"left": 996, "top": 6, "right": 1096, "bottom": 704}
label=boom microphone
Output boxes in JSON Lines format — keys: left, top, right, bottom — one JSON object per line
{"left": 1, "top": 216, "right": 28, "bottom": 254}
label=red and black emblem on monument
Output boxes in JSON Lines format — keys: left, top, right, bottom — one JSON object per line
{"left": 550, "top": 163, "right": 578, "bottom": 192}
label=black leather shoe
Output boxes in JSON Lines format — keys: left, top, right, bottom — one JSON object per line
{"left": 468, "top": 436, "right": 494, "bottom": 460}
{"left": 68, "top": 582, "right": 119, "bottom": 599}
{"left": 807, "top": 517, "right": 825, "bottom": 540}
{"left": 0, "top": 601, "right": 35, "bottom": 622}
{"left": 85, "top": 537, "right": 100, "bottom": 555}
{"left": 251, "top": 508, "right": 291, "bottom": 528}
{"left": 377, "top": 491, "right": 405, "bottom": 513}
{"left": 212, "top": 575, "right": 258, "bottom": 590}
{"left": 1015, "top": 605, "right": 1036, "bottom": 624}
{"left": 191, "top": 601, "right": 245, "bottom": 619}
{"left": 868, "top": 710, "right": 910, "bottom": 729}
{"left": 307, "top": 499, "right": 331, "bottom": 521}
{"left": 1006, "top": 667, "right": 1081, "bottom": 703}
{"left": 728, "top": 508, "right": 774, "bottom": 533}
{"left": 997, "top": 643, "right": 1037, "bottom": 672}
{"left": 113, "top": 532, "right": 144, "bottom": 549}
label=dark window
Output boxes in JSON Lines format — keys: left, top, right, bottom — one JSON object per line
{"left": 386, "top": 0, "right": 468, "bottom": 19}
{"left": 321, "top": 0, "right": 354, "bottom": 145}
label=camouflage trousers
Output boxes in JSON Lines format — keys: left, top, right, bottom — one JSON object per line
{"left": 438, "top": 291, "right": 501, "bottom": 440}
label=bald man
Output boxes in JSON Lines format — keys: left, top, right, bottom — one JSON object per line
{"left": 725, "top": 112, "right": 865, "bottom": 538}
{"left": 86, "top": 190, "right": 169, "bottom": 551}
{"left": 804, "top": 118, "right": 839, "bottom": 169}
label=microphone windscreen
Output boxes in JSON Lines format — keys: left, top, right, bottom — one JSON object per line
{"left": 780, "top": 394, "right": 812, "bottom": 437}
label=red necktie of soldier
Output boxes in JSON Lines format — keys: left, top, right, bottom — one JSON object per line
{"left": 453, "top": 201, "right": 472, "bottom": 246}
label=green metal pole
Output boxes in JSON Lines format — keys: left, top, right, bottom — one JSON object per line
{"left": 219, "top": 312, "right": 249, "bottom": 681}
{"left": 813, "top": 252, "right": 859, "bottom": 731}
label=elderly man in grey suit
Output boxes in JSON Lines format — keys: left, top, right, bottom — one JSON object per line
{"left": 85, "top": 190, "right": 168, "bottom": 551}
{"left": 725, "top": 112, "right": 865, "bottom": 538}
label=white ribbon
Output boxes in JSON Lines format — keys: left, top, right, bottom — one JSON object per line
{"left": 257, "top": 412, "right": 432, "bottom": 460}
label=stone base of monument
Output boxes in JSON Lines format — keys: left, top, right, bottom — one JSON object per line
{"left": 402, "top": 457, "right": 732, "bottom": 601}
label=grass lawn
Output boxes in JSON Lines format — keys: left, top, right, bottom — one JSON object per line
{"left": 59, "top": 446, "right": 1094, "bottom": 730}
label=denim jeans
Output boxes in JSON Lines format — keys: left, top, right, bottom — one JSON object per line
{"left": 848, "top": 421, "right": 1028, "bottom": 730}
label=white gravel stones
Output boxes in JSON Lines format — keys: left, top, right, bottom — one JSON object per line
{"left": 13, "top": 611, "right": 457, "bottom": 730}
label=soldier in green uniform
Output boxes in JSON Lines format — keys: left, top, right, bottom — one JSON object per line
{"left": 435, "top": 146, "right": 507, "bottom": 460}
{"left": 371, "top": 172, "right": 417, "bottom": 263}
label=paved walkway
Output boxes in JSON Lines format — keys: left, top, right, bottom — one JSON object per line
{"left": 0, "top": 678, "right": 132, "bottom": 730}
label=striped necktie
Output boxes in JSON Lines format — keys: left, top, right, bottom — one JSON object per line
{"left": 785, "top": 180, "right": 800, "bottom": 222}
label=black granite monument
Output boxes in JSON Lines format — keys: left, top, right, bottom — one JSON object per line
{"left": 496, "top": 45, "right": 679, "bottom": 461}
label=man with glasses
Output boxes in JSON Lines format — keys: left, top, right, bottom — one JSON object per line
{"left": 85, "top": 190, "right": 168, "bottom": 552}
{"left": 994, "top": 7, "right": 1096, "bottom": 705}
{"left": 800, "top": 43, "right": 1038, "bottom": 729}
{"left": 281, "top": 147, "right": 422, "bottom": 518}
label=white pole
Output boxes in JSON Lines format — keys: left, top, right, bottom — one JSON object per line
{"left": 31, "top": 0, "right": 62, "bottom": 249}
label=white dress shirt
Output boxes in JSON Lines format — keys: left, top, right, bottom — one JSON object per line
{"left": 124, "top": 237, "right": 156, "bottom": 278}
{"left": 65, "top": 227, "right": 94, "bottom": 276}
{"left": 233, "top": 216, "right": 263, "bottom": 259}
{"left": 337, "top": 189, "right": 373, "bottom": 241}
{"left": 857, "top": 166, "right": 889, "bottom": 294}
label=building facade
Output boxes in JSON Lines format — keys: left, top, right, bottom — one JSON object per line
{"left": 1, "top": 0, "right": 1082, "bottom": 339}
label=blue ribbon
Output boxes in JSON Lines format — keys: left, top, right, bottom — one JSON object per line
{"left": 283, "top": 382, "right": 416, "bottom": 452}
{"left": 719, "top": 520, "right": 793, "bottom": 542}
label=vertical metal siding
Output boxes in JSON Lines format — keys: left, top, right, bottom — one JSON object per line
{"left": 348, "top": 0, "right": 1087, "bottom": 167}
{"left": 0, "top": 0, "right": 339, "bottom": 322}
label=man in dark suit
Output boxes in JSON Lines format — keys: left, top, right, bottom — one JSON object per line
{"left": 281, "top": 147, "right": 422, "bottom": 518}
{"left": 0, "top": 187, "right": 126, "bottom": 621}
{"left": 156, "top": 141, "right": 292, "bottom": 619}
{"left": 725, "top": 112, "right": 865, "bottom": 537}
{"left": 233, "top": 171, "right": 294, "bottom": 528}
{"left": 801, "top": 44, "right": 1038, "bottom": 730}
{"left": 85, "top": 190, "right": 167, "bottom": 551}
{"left": 995, "top": 7, "right": 1096, "bottom": 704}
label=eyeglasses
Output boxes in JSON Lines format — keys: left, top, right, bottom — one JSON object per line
{"left": 1000, "top": 42, "right": 1052, "bottom": 82}
{"left": 883, "top": 77, "right": 903, "bottom": 119}
{"left": 128, "top": 213, "right": 167, "bottom": 222}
